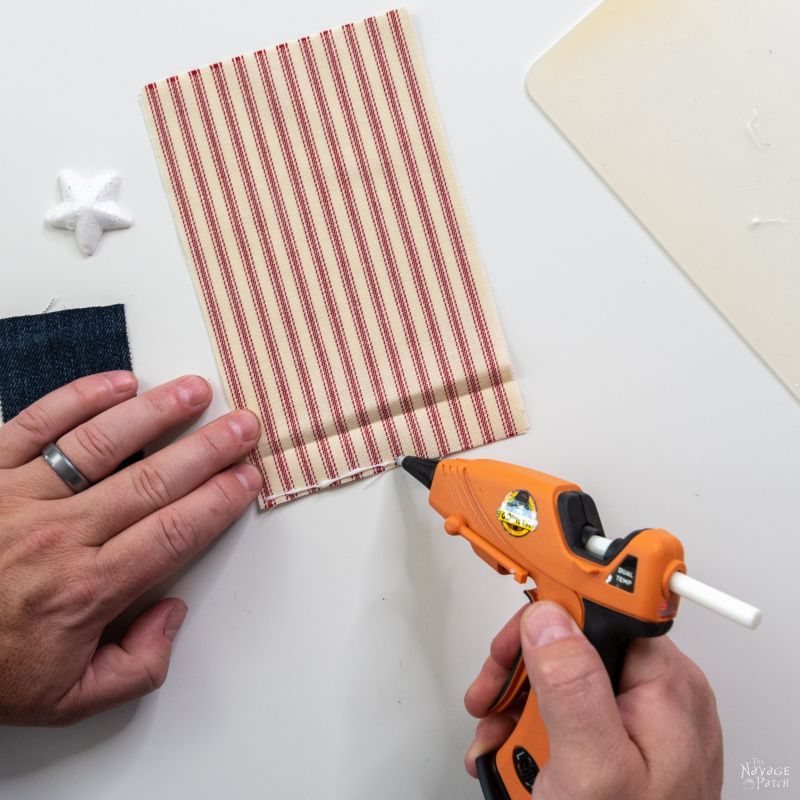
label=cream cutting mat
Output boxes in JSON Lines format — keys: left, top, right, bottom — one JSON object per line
{"left": 528, "top": 0, "right": 800, "bottom": 400}
{"left": 141, "top": 8, "right": 527, "bottom": 509}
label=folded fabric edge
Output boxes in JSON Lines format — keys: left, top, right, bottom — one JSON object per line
{"left": 250, "top": 370, "right": 526, "bottom": 458}
{"left": 259, "top": 458, "right": 397, "bottom": 509}
{"left": 257, "top": 375, "right": 529, "bottom": 511}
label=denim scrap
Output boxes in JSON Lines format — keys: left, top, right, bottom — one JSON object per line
{"left": 0, "top": 304, "right": 133, "bottom": 421}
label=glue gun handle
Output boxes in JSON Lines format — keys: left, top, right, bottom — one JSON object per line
{"left": 476, "top": 688, "right": 549, "bottom": 800}
{"left": 583, "top": 601, "right": 633, "bottom": 690}
{"left": 582, "top": 599, "right": 674, "bottom": 691}
{"left": 476, "top": 601, "right": 674, "bottom": 800}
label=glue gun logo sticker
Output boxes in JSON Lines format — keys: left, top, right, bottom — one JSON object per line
{"left": 497, "top": 490, "right": 538, "bottom": 537}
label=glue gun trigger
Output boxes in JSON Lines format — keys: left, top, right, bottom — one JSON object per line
{"left": 488, "top": 650, "right": 529, "bottom": 715}
{"left": 487, "top": 589, "right": 537, "bottom": 716}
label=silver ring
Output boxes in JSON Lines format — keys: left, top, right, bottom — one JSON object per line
{"left": 42, "top": 443, "right": 91, "bottom": 493}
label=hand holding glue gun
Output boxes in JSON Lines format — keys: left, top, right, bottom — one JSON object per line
{"left": 399, "top": 455, "right": 761, "bottom": 800}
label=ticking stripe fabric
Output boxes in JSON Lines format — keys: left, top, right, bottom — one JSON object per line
{"left": 0, "top": 305, "right": 133, "bottom": 422}
{"left": 141, "top": 8, "right": 527, "bottom": 509}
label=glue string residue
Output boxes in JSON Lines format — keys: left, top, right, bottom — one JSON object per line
{"left": 750, "top": 217, "right": 793, "bottom": 227}
{"left": 263, "top": 459, "right": 397, "bottom": 503}
{"left": 743, "top": 112, "right": 796, "bottom": 228}
{"left": 746, "top": 108, "right": 770, "bottom": 150}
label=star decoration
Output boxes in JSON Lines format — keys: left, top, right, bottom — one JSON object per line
{"left": 45, "top": 170, "right": 132, "bottom": 256}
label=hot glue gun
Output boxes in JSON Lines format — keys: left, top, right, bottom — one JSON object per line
{"left": 398, "top": 455, "right": 761, "bottom": 800}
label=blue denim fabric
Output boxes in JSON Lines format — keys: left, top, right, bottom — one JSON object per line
{"left": 0, "top": 304, "right": 132, "bottom": 421}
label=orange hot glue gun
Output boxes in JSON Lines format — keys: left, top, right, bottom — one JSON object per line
{"left": 398, "top": 455, "right": 761, "bottom": 800}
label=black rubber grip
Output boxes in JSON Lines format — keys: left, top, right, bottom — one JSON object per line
{"left": 476, "top": 753, "right": 510, "bottom": 800}
{"left": 582, "top": 599, "right": 673, "bottom": 690}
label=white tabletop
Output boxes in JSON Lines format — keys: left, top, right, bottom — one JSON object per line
{"left": 1, "top": 1, "right": 797, "bottom": 797}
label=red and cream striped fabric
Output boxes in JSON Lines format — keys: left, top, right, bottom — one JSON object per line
{"left": 141, "top": 8, "right": 528, "bottom": 509}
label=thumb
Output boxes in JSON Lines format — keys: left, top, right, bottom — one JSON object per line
{"left": 55, "top": 599, "right": 187, "bottom": 723}
{"left": 521, "top": 602, "right": 628, "bottom": 763}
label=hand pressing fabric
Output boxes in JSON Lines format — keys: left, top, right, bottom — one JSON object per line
{"left": 464, "top": 602, "right": 723, "bottom": 800}
{"left": 0, "top": 372, "right": 262, "bottom": 724}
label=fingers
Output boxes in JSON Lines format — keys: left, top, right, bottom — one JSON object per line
{"left": 462, "top": 607, "right": 527, "bottom": 779}
{"left": 520, "top": 602, "right": 629, "bottom": 763}
{"left": 617, "top": 637, "right": 722, "bottom": 773}
{"left": 75, "top": 408, "right": 262, "bottom": 542}
{"left": 464, "top": 656, "right": 516, "bottom": 719}
{"left": 464, "top": 713, "right": 518, "bottom": 778}
{"left": 95, "top": 462, "right": 262, "bottom": 611}
{"left": 465, "top": 607, "right": 525, "bottom": 718}
{"left": 15, "top": 375, "right": 212, "bottom": 499}
{"left": 465, "top": 608, "right": 720, "bottom": 799}
{"left": 0, "top": 371, "right": 138, "bottom": 469}
{"left": 488, "top": 606, "right": 527, "bottom": 670}
{"left": 53, "top": 599, "right": 187, "bottom": 724}
{"left": 618, "top": 635, "right": 688, "bottom": 692}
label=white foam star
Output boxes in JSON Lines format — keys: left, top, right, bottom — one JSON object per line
{"left": 45, "top": 170, "right": 132, "bottom": 256}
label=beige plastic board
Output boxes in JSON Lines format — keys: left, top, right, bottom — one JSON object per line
{"left": 527, "top": 0, "right": 800, "bottom": 399}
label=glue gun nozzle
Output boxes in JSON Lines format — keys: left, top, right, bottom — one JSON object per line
{"left": 398, "top": 455, "right": 439, "bottom": 490}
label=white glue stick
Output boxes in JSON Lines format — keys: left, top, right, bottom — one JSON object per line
{"left": 584, "top": 534, "right": 762, "bottom": 630}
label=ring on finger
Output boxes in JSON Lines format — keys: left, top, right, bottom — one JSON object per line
{"left": 41, "top": 443, "right": 92, "bottom": 493}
